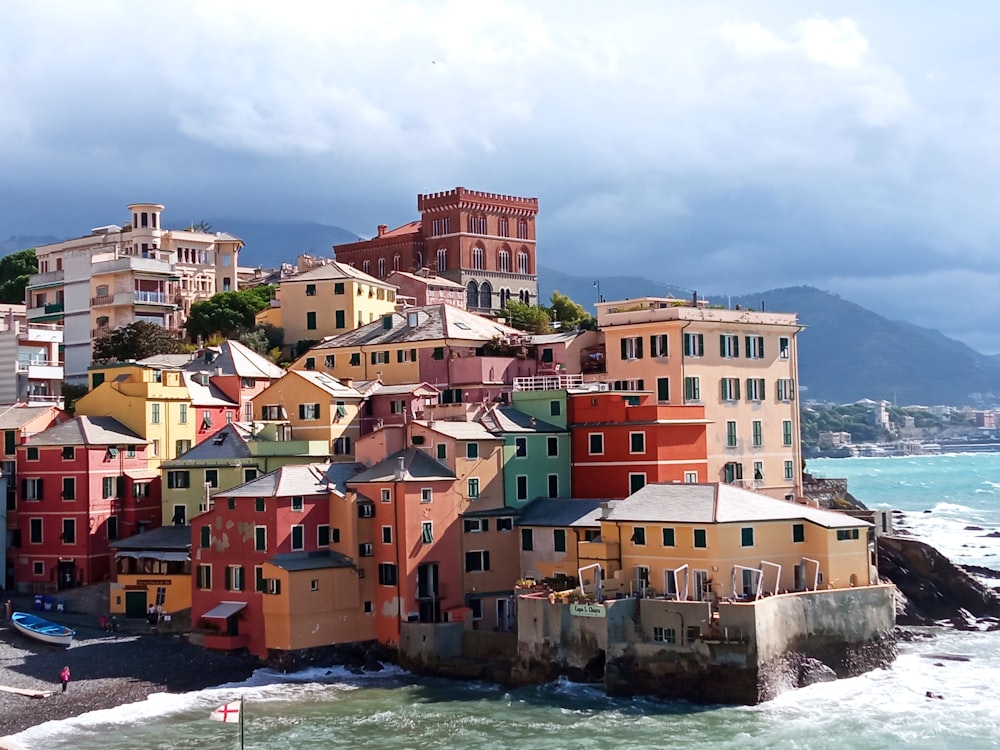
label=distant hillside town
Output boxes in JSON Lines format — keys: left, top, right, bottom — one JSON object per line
{"left": 0, "top": 188, "right": 894, "bottom": 703}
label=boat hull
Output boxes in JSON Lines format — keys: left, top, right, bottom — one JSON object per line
{"left": 10, "top": 612, "right": 75, "bottom": 647}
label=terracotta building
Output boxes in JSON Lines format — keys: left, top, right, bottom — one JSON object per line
{"left": 333, "top": 187, "right": 539, "bottom": 312}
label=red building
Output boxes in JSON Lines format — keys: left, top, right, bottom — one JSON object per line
{"left": 191, "top": 463, "right": 361, "bottom": 658}
{"left": 334, "top": 187, "right": 539, "bottom": 312}
{"left": 568, "top": 391, "right": 709, "bottom": 499}
{"left": 12, "top": 416, "right": 159, "bottom": 593}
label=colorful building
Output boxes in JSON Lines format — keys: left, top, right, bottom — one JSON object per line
{"left": 13, "top": 416, "right": 157, "bottom": 593}
{"left": 26, "top": 203, "right": 242, "bottom": 381}
{"left": 595, "top": 297, "right": 804, "bottom": 500}
{"left": 0, "top": 305, "right": 64, "bottom": 405}
{"left": 179, "top": 341, "right": 286, "bottom": 425}
{"left": 385, "top": 270, "right": 466, "bottom": 309}
{"left": 334, "top": 187, "right": 539, "bottom": 311}
{"left": 515, "top": 498, "right": 605, "bottom": 584}
{"left": 109, "top": 525, "right": 191, "bottom": 617}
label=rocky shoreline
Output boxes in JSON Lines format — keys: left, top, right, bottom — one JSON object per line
{"left": 0, "top": 617, "right": 258, "bottom": 739}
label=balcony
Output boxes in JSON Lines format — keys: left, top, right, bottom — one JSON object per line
{"left": 133, "top": 291, "right": 174, "bottom": 307}
{"left": 91, "top": 255, "right": 172, "bottom": 276}
{"left": 18, "top": 362, "right": 64, "bottom": 381}
{"left": 43, "top": 303, "right": 64, "bottom": 314}
{"left": 92, "top": 326, "right": 112, "bottom": 338}
{"left": 91, "top": 294, "right": 114, "bottom": 306}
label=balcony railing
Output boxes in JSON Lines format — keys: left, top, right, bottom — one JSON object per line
{"left": 43, "top": 303, "right": 64, "bottom": 314}
{"left": 134, "top": 291, "right": 171, "bottom": 305}
{"left": 92, "top": 326, "right": 112, "bottom": 338}
{"left": 91, "top": 294, "right": 114, "bottom": 306}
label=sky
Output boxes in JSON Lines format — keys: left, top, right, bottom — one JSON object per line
{"left": 3, "top": 2, "right": 1000, "bottom": 351}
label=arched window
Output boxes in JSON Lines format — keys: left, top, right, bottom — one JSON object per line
{"left": 393, "top": 254, "right": 400, "bottom": 271}
{"left": 378, "top": 258, "right": 386, "bottom": 278}
{"left": 499, "top": 288, "right": 511, "bottom": 307}
{"left": 519, "top": 289, "right": 531, "bottom": 304}
{"left": 472, "top": 246, "right": 484, "bottom": 271}
{"left": 517, "top": 251, "right": 529, "bottom": 274}
{"left": 362, "top": 260, "right": 371, "bottom": 274}
{"left": 437, "top": 248, "right": 447, "bottom": 272}
{"left": 518, "top": 219, "right": 528, "bottom": 239}
{"left": 467, "top": 281, "right": 480, "bottom": 309}
{"left": 415, "top": 251, "right": 423, "bottom": 271}
{"left": 498, "top": 249, "right": 510, "bottom": 273}
{"left": 499, "top": 217, "right": 509, "bottom": 237}
{"left": 479, "top": 281, "right": 493, "bottom": 310}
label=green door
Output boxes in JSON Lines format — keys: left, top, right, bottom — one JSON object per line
{"left": 125, "top": 590, "right": 148, "bottom": 619}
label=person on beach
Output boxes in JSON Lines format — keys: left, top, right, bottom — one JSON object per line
{"left": 60, "top": 665, "right": 70, "bottom": 693}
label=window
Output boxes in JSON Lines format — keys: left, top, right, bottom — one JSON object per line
{"left": 783, "top": 420, "right": 793, "bottom": 446}
{"left": 197, "top": 564, "right": 212, "bottom": 590}
{"left": 776, "top": 379, "right": 795, "bottom": 402}
{"left": 498, "top": 249, "right": 510, "bottom": 272}
{"left": 175, "top": 439, "right": 192, "bottom": 456}
{"left": 516, "top": 475, "right": 528, "bottom": 501}
{"left": 662, "top": 527, "right": 675, "bottom": 547}
{"left": 693, "top": 529, "right": 707, "bottom": 548}
{"left": 173, "top": 505, "right": 187, "bottom": 524}
{"left": 553, "top": 529, "right": 567, "bottom": 552}
{"left": 465, "top": 550, "right": 490, "bottom": 572}
{"left": 630, "top": 526, "right": 647, "bottom": 546}
{"left": 204, "top": 469, "right": 219, "bottom": 489}
{"left": 512, "top": 437, "right": 528, "bottom": 458}
{"left": 517, "top": 251, "right": 529, "bottom": 274}
{"left": 684, "top": 377, "right": 700, "bottom": 401}
{"left": 656, "top": 377, "right": 670, "bottom": 402}
{"left": 436, "top": 248, "right": 447, "bottom": 272}
{"left": 741, "top": 527, "right": 754, "bottom": 547}
{"left": 754, "top": 461, "right": 764, "bottom": 481}
{"left": 547, "top": 474, "right": 559, "bottom": 498}
{"left": 61, "top": 446, "right": 74, "bottom": 460}
{"left": 227, "top": 565, "right": 245, "bottom": 592}
{"left": 304, "top": 357, "right": 316, "bottom": 371}
{"left": 550, "top": 400, "right": 561, "bottom": 417}
{"left": 127, "top": 446, "right": 136, "bottom": 459}
{"left": 837, "top": 528, "right": 861, "bottom": 541}
{"left": 349, "top": 352, "right": 361, "bottom": 366}
{"left": 306, "top": 311, "right": 317, "bottom": 330}
{"left": 61, "top": 519, "right": 75, "bottom": 544}
{"left": 785, "top": 461, "right": 795, "bottom": 480}
{"left": 726, "top": 421, "right": 737, "bottom": 448}
{"left": 421, "top": 488, "right": 433, "bottom": 504}
{"left": 650, "top": 334, "right": 668, "bottom": 357}
{"left": 167, "top": 471, "right": 190, "bottom": 489}
{"left": 724, "top": 462, "right": 744, "bottom": 483}
{"left": 150, "top": 403, "right": 160, "bottom": 424}
{"left": 382, "top": 525, "right": 393, "bottom": 544}
{"left": 721, "top": 378, "right": 740, "bottom": 401}
{"left": 291, "top": 496, "right": 304, "bottom": 511}
{"left": 466, "top": 442, "right": 479, "bottom": 460}
{"left": 102, "top": 476, "right": 115, "bottom": 498}
{"left": 653, "top": 626, "right": 677, "bottom": 644}
{"left": 720, "top": 334, "right": 739, "bottom": 358}
{"left": 107, "top": 516, "right": 119, "bottom": 541}
{"left": 793, "top": 523, "right": 805, "bottom": 543}
{"left": 779, "top": 336, "right": 790, "bottom": 359}
{"left": 467, "top": 478, "right": 480, "bottom": 499}
{"left": 334, "top": 282, "right": 345, "bottom": 295}
{"left": 521, "top": 528, "right": 533, "bottom": 551}
{"left": 432, "top": 347, "right": 445, "bottom": 360}
{"left": 299, "top": 403, "right": 320, "bottom": 420}
{"left": 629, "top": 432, "right": 645, "bottom": 454}
{"left": 464, "top": 518, "right": 488, "bottom": 533}
{"left": 588, "top": 433, "right": 604, "bottom": 455}
{"left": 26, "top": 446, "right": 38, "bottom": 461}
{"left": 497, "top": 517, "right": 514, "bottom": 532}
{"left": 378, "top": 563, "right": 397, "bottom": 585}
{"left": 547, "top": 436, "right": 558, "bottom": 457}
{"left": 396, "top": 348, "right": 417, "bottom": 363}
{"left": 291, "top": 525, "right": 304, "bottom": 550}
{"left": 684, "top": 471, "right": 698, "bottom": 483}
{"left": 745, "top": 335, "right": 764, "bottom": 359}
{"left": 746, "top": 378, "right": 765, "bottom": 402}
{"left": 28, "top": 517, "right": 42, "bottom": 544}
{"left": 421, "top": 521, "right": 433, "bottom": 543}
{"left": 472, "top": 246, "right": 484, "bottom": 270}
{"left": 200, "top": 525, "right": 212, "bottom": 548}
{"left": 23, "top": 477, "right": 43, "bottom": 500}
{"left": 629, "top": 473, "right": 646, "bottom": 494}
{"left": 752, "top": 420, "right": 763, "bottom": 447}
{"left": 61, "top": 477, "right": 75, "bottom": 500}
{"left": 359, "top": 503, "right": 374, "bottom": 518}
{"left": 620, "top": 336, "right": 643, "bottom": 360}
{"left": 254, "top": 526, "right": 266, "bottom": 551}
{"left": 683, "top": 333, "right": 704, "bottom": 357}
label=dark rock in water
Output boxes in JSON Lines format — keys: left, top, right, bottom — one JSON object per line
{"left": 925, "top": 691, "right": 944, "bottom": 700}
{"left": 363, "top": 653, "right": 384, "bottom": 672}
{"left": 923, "top": 510, "right": 933, "bottom": 514}
{"left": 983, "top": 531, "right": 1000, "bottom": 538}
{"left": 797, "top": 658, "right": 837, "bottom": 687}
{"left": 920, "top": 653, "right": 972, "bottom": 662}
{"left": 965, "top": 526, "right": 984, "bottom": 531}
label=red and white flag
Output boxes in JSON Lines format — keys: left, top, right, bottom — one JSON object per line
{"left": 210, "top": 700, "right": 242, "bottom": 724}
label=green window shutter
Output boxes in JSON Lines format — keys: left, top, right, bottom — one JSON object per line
{"left": 719, "top": 335, "right": 726, "bottom": 356}
{"left": 4, "top": 431, "right": 13, "bottom": 455}
{"left": 759, "top": 336, "right": 764, "bottom": 357}
{"left": 201, "top": 526, "right": 211, "bottom": 548}
{"left": 621, "top": 338, "right": 628, "bottom": 360}
{"left": 397, "top": 350, "right": 403, "bottom": 363}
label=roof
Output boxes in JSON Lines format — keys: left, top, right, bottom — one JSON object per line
{"left": 414, "top": 419, "right": 500, "bottom": 442}
{"left": 163, "top": 424, "right": 252, "bottom": 465}
{"left": 479, "top": 405, "right": 563, "bottom": 434}
{"left": 110, "top": 525, "right": 192, "bottom": 551}
{"left": 0, "top": 405, "right": 59, "bottom": 430}
{"left": 289, "top": 370, "right": 364, "bottom": 398}
{"left": 185, "top": 340, "right": 286, "bottom": 380}
{"left": 387, "top": 270, "right": 464, "bottom": 289}
{"left": 367, "top": 382, "right": 440, "bottom": 397}
{"left": 517, "top": 498, "right": 605, "bottom": 528}
{"left": 202, "top": 601, "right": 247, "bottom": 620}
{"left": 214, "top": 462, "right": 364, "bottom": 499}
{"left": 531, "top": 330, "right": 588, "bottom": 345}
{"left": 25, "top": 416, "right": 147, "bottom": 447}
{"left": 134, "top": 353, "right": 195, "bottom": 369}
{"left": 183, "top": 372, "right": 239, "bottom": 407}
{"left": 603, "top": 483, "right": 871, "bottom": 528}
{"left": 268, "top": 550, "right": 354, "bottom": 572}
{"left": 288, "top": 260, "right": 394, "bottom": 286}
{"left": 308, "top": 304, "right": 521, "bottom": 350}
{"left": 349, "top": 448, "right": 455, "bottom": 483}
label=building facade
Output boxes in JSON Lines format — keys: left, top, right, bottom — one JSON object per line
{"left": 0, "top": 305, "right": 64, "bottom": 405}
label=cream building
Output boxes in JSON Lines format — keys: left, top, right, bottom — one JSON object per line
{"left": 26, "top": 203, "right": 242, "bottom": 382}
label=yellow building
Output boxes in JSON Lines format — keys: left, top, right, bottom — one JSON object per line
{"left": 591, "top": 483, "right": 872, "bottom": 601}
{"left": 596, "top": 297, "right": 804, "bottom": 500}
{"left": 75, "top": 362, "right": 196, "bottom": 467}
{"left": 109, "top": 526, "right": 192, "bottom": 617}
{"left": 273, "top": 260, "right": 398, "bottom": 353}
{"left": 251, "top": 370, "right": 365, "bottom": 457}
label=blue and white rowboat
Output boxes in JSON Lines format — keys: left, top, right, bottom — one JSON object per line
{"left": 10, "top": 611, "right": 75, "bottom": 647}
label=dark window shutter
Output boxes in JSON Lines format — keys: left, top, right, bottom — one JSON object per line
{"left": 21, "top": 479, "right": 26, "bottom": 498}
{"left": 116, "top": 476, "right": 125, "bottom": 498}
{"left": 720, "top": 335, "right": 726, "bottom": 356}
{"left": 397, "top": 350, "right": 403, "bottom": 363}
{"left": 411, "top": 349, "right": 417, "bottom": 361}
{"left": 37, "top": 478, "right": 43, "bottom": 499}
{"left": 620, "top": 338, "right": 628, "bottom": 360}
{"left": 636, "top": 337, "right": 643, "bottom": 359}
{"left": 299, "top": 404, "right": 306, "bottom": 419}
{"left": 483, "top": 551, "right": 490, "bottom": 570}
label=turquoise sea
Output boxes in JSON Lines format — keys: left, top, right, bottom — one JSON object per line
{"left": 12, "top": 453, "right": 1000, "bottom": 749}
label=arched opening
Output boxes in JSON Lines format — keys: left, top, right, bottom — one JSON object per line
{"left": 479, "top": 281, "right": 493, "bottom": 311}
{"left": 466, "top": 280, "right": 480, "bottom": 309}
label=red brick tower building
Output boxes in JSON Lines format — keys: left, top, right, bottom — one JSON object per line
{"left": 334, "top": 187, "right": 539, "bottom": 313}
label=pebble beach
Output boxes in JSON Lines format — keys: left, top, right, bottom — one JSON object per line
{"left": 0, "top": 611, "right": 258, "bottom": 740}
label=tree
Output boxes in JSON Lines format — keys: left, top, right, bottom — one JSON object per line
{"left": 503, "top": 300, "right": 551, "bottom": 334}
{"left": 184, "top": 286, "right": 274, "bottom": 342}
{"left": 0, "top": 248, "right": 37, "bottom": 304}
{"left": 549, "top": 290, "right": 593, "bottom": 330}
{"left": 239, "top": 324, "right": 284, "bottom": 357}
{"left": 184, "top": 221, "right": 213, "bottom": 233}
{"left": 92, "top": 321, "right": 187, "bottom": 362}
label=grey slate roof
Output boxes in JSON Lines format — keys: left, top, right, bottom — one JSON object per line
{"left": 162, "top": 424, "right": 252, "bottom": 465}
{"left": 268, "top": 550, "right": 354, "bottom": 571}
{"left": 110, "top": 525, "right": 192, "bottom": 551}
{"left": 185, "top": 340, "right": 286, "bottom": 380}
{"left": 0, "top": 405, "right": 59, "bottom": 430}
{"left": 26, "top": 416, "right": 147, "bottom": 447}
{"left": 133, "top": 353, "right": 196, "bottom": 369}
{"left": 516, "top": 498, "right": 605, "bottom": 528}
{"left": 214, "top": 462, "right": 364, "bottom": 499}
{"left": 479, "top": 405, "right": 563, "bottom": 434}
{"left": 349, "top": 448, "right": 455, "bottom": 483}
{"left": 603, "top": 483, "right": 870, "bottom": 528}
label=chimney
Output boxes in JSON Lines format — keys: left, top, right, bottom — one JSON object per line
{"left": 692, "top": 291, "right": 698, "bottom": 307}
{"left": 377, "top": 224, "right": 388, "bottom": 237}
{"left": 395, "top": 455, "right": 406, "bottom": 480}
{"left": 339, "top": 377, "right": 353, "bottom": 388}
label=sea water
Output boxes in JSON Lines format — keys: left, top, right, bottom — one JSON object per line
{"left": 12, "top": 454, "right": 1000, "bottom": 750}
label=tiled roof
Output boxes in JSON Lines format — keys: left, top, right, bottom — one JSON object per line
{"left": 185, "top": 340, "right": 286, "bottom": 380}
{"left": 308, "top": 304, "right": 521, "bottom": 350}
{"left": 268, "top": 550, "right": 355, "bottom": 571}
{"left": 110, "top": 525, "right": 192, "bottom": 551}
{"left": 288, "top": 260, "right": 394, "bottom": 286}
{"left": 414, "top": 419, "right": 500, "bottom": 442}
{"left": 349, "top": 448, "right": 455, "bottom": 483}
{"left": 162, "top": 424, "right": 252, "bottom": 465}
{"left": 516, "top": 498, "right": 605, "bottom": 528}
{"left": 479, "top": 405, "right": 563, "bottom": 434}
{"left": 0, "top": 404, "right": 59, "bottom": 430}
{"left": 26, "top": 416, "right": 147, "bottom": 447}
{"left": 603, "top": 483, "right": 870, "bottom": 529}
{"left": 214, "top": 462, "right": 364, "bottom": 499}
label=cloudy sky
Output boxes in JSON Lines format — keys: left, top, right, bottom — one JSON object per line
{"left": 3, "top": 2, "right": 1000, "bottom": 351}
